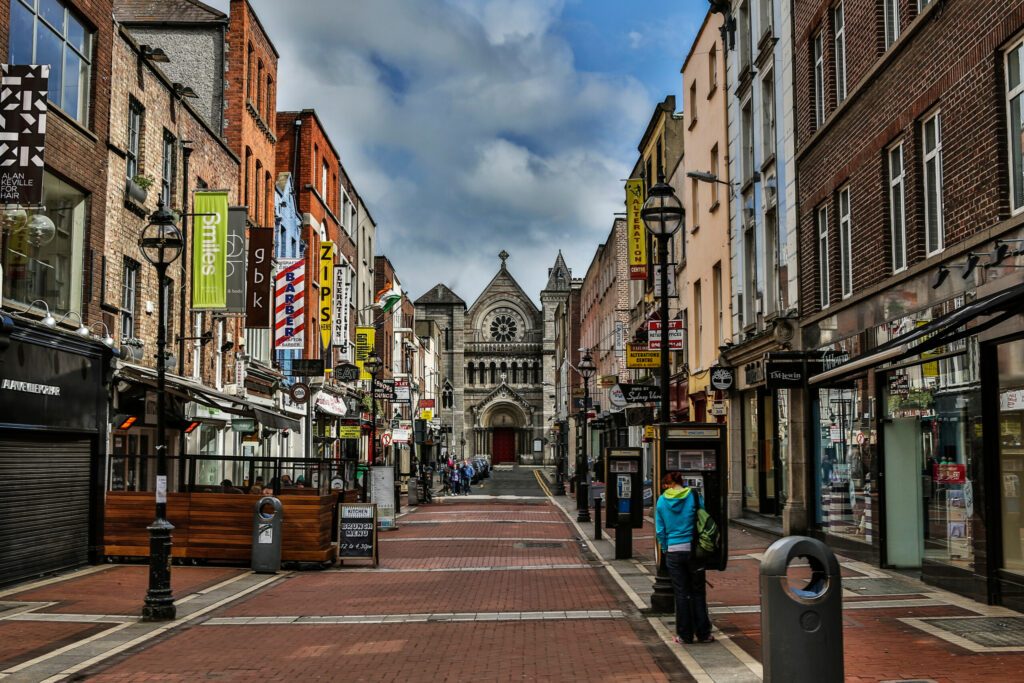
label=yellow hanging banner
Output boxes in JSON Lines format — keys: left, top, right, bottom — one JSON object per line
{"left": 356, "top": 326, "right": 376, "bottom": 380}
{"left": 319, "top": 241, "right": 335, "bottom": 355}
{"left": 627, "top": 178, "right": 647, "bottom": 280}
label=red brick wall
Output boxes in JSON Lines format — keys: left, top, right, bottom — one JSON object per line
{"left": 224, "top": 0, "right": 277, "bottom": 228}
{"left": 0, "top": 0, "right": 113, "bottom": 327}
{"left": 794, "top": 0, "right": 1024, "bottom": 314}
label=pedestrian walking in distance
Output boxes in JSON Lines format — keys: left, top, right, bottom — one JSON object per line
{"left": 655, "top": 471, "right": 713, "bottom": 645}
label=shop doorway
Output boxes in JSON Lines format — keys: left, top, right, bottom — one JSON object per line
{"left": 884, "top": 418, "right": 924, "bottom": 567}
{"left": 493, "top": 428, "right": 515, "bottom": 463}
{"left": 742, "top": 390, "right": 781, "bottom": 515}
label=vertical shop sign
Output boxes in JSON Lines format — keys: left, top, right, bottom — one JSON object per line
{"left": 274, "top": 259, "right": 305, "bottom": 350}
{"left": 627, "top": 179, "right": 647, "bottom": 280}
{"left": 225, "top": 207, "right": 247, "bottom": 313}
{"left": 0, "top": 64, "right": 49, "bottom": 204}
{"left": 356, "top": 326, "right": 375, "bottom": 380}
{"left": 319, "top": 241, "right": 334, "bottom": 352}
{"left": 192, "top": 190, "right": 229, "bottom": 309}
{"left": 334, "top": 259, "right": 350, "bottom": 354}
{"left": 245, "top": 227, "right": 273, "bottom": 327}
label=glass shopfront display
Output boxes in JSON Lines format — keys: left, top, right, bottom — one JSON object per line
{"left": 813, "top": 379, "right": 877, "bottom": 545}
{"left": 998, "top": 338, "right": 1024, "bottom": 573}
{"left": 883, "top": 349, "right": 981, "bottom": 571}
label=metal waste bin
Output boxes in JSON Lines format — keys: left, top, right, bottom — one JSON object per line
{"left": 760, "top": 536, "right": 843, "bottom": 683}
{"left": 252, "top": 496, "right": 283, "bottom": 573}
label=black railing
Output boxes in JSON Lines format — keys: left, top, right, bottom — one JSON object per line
{"left": 107, "top": 453, "right": 342, "bottom": 496}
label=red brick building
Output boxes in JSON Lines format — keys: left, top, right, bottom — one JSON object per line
{"left": 794, "top": 0, "right": 1024, "bottom": 607}
{"left": 275, "top": 110, "right": 357, "bottom": 362}
{"left": 1, "top": 0, "right": 113, "bottom": 324}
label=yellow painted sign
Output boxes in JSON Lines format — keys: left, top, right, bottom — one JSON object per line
{"left": 319, "top": 241, "right": 335, "bottom": 354}
{"left": 420, "top": 409, "right": 434, "bottom": 421}
{"left": 643, "top": 425, "right": 656, "bottom": 441}
{"left": 627, "top": 178, "right": 647, "bottom": 280}
{"left": 339, "top": 425, "right": 362, "bottom": 440}
{"left": 356, "top": 326, "right": 375, "bottom": 380}
{"left": 626, "top": 343, "right": 661, "bottom": 369}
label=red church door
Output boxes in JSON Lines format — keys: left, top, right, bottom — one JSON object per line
{"left": 493, "top": 429, "right": 515, "bottom": 464}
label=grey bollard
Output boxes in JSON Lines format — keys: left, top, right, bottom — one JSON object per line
{"left": 252, "top": 496, "right": 283, "bottom": 574}
{"left": 760, "top": 536, "right": 843, "bottom": 683}
{"left": 615, "top": 512, "right": 632, "bottom": 559}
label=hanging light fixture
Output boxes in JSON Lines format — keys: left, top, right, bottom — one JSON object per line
{"left": 27, "top": 299, "right": 57, "bottom": 327}
{"left": 59, "top": 311, "right": 91, "bottom": 336}
{"left": 90, "top": 321, "right": 116, "bottom": 347}
{"left": 1, "top": 205, "right": 29, "bottom": 234}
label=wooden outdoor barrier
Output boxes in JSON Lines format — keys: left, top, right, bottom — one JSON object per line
{"left": 103, "top": 491, "right": 338, "bottom": 564}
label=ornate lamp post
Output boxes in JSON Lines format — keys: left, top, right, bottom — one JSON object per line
{"left": 138, "top": 201, "right": 183, "bottom": 622}
{"left": 576, "top": 350, "right": 596, "bottom": 522}
{"left": 641, "top": 177, "right": 684, "bottom": 613}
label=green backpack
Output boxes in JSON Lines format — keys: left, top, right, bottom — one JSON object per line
{"left": 694, "top": 503, "right": 721, "bottom": 562}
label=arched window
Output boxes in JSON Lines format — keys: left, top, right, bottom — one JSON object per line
{"left": 511, "top": 362, "right": 518, "bottom": 384}
{"left": 490, "top": 362, "right": 497, "bottom": 384}
{"left": 533, "top": 362, "right": 541, "bottom": 384}
{"left": 479, "top": 362, "right": 486, "bottom": 383}
{"left": 500, "top": 362, "right": 508, "bottom": 382}
{"left": 467, "top": 364, "right": 475, "bottom": 384}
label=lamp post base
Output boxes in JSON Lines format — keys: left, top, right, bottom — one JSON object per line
{"left": 142, "top": 518, "right": 176, "bottom": 622}
{"left": 576, "top": 482, "right": 591, "bottom": 523}
{"left": 649, "top": 555, "right": 675, "bottom": 614}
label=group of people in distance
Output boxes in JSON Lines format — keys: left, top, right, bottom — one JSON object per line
{"left": 440, "top": 458, "right": 477, "bottom": 495}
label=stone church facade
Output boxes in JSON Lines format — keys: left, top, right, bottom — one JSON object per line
{"left": 415, "top": 251, "right": 572, "bottom": 464}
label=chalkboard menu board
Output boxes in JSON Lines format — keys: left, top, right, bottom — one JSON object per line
{"left": 338, "top": 503, "right": 378, "bottom": 565}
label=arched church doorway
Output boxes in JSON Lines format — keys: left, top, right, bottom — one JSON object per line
{"left": 482, "top": 403, "right": 528, "bottom": 464}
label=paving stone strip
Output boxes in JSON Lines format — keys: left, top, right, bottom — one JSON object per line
{"left": 203, "top": 609, "right": 626, "bottom": 625}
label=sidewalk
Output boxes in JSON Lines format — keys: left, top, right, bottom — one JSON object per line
{"left": 543, "top": 470, "right": 1024, "bottom": 682}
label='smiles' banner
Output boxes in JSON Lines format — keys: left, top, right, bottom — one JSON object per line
{"left": 192, "top": 190, "right": 229, "bottom": 309}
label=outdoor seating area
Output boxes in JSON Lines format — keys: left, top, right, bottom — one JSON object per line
{"left": 102, "top": 455, "right": 345, "bottom": 565}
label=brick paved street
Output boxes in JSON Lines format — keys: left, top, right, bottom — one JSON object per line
{"left": 5, "top": 466, "right": 1024, "bottom": 681}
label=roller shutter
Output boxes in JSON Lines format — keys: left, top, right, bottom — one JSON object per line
{"left": 0, "top": 437, "right": 92, "bottom": 586}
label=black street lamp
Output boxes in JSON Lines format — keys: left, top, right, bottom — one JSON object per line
{"left": 364, "top": 350, "right": 383, "bottom": 503}
{"left": 641, "top": 178, "right": 684, "bottom": 614}
{"left": 576, "top": 350, "right": 596, "bottom": 522}
{"left": 138, "top": 201, "right": 183, "bottom": 622}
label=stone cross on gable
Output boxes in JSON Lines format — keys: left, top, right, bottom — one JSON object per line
{"left": 499, "top": 250, "right": 509, "bottom": 268}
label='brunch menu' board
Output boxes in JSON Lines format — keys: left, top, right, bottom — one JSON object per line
{"left": 338, "top": 503, "right": 378, "bottom": 566}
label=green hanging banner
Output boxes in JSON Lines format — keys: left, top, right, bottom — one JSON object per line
{"left": 192, "top": 190, "right": 229, "bottom": 309}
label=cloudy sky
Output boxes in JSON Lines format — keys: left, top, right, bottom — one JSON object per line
{"left": 207, "top": 0, "right": 702, "bottom": 304}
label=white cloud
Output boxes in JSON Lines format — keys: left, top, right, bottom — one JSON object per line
{"left": 205, "top": 0, "right": 652, "bottom": 303}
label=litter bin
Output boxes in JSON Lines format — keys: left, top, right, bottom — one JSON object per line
{"left": 759, "top": 536, "right": 843, "bottom": 683}
{"left": 252, "top": 496, "right": 283, "bottom": 573}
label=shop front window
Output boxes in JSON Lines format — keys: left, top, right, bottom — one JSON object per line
{"left": 814, "top": 380, "right": 877, "bottom": 545}
{"left": 1, "top": 171, "right": 86, "bottom": 315}
{"left": 998, "top": 339, "right": 1024, "bottom": 573}
{"left": 883, "top": 349, "right": 980, "bottom": 570}
{"left": 776, "top": 388, "right": 790, "bottom": 506}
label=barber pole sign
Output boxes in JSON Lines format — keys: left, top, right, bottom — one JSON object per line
{"left": 275, "top": 259, "right": 305, "bottom": 350}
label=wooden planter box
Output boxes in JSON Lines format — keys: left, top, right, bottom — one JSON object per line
{"left": 103, "top": 491, "right": 338, "bottom": 564}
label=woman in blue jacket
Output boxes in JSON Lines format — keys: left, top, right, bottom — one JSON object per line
{"left": 655, "top": 471, "right": 713, "bottom": 644}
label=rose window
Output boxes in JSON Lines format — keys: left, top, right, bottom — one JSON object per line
{"left": 490, "top": 315, "right": 518, "bottom": 342}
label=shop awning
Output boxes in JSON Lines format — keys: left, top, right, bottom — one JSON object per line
{"left": 253, "top": 407, "right": 301, "bottom": 431}
{"left": 117, "top": 363, "right": 299, "bottom": 431}
{"left": 810, "top": 279, "right": 1024, "bottom": 385}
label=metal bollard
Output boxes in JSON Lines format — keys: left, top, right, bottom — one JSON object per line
{"left": 593, "top": 498, "right": 602, "bottom": 540}
{"left": 615, "top": 511, "right": 632, "bottom": 559}
{"left": 760, "top": 536, "right": 844, "bottom": 683}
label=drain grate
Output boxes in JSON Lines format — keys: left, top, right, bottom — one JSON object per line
{"left": 517, "top": 541, "right": 564, "bottom": 549}
{"left": 926, "top": 617, "right": 1024, "bottom": 648}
